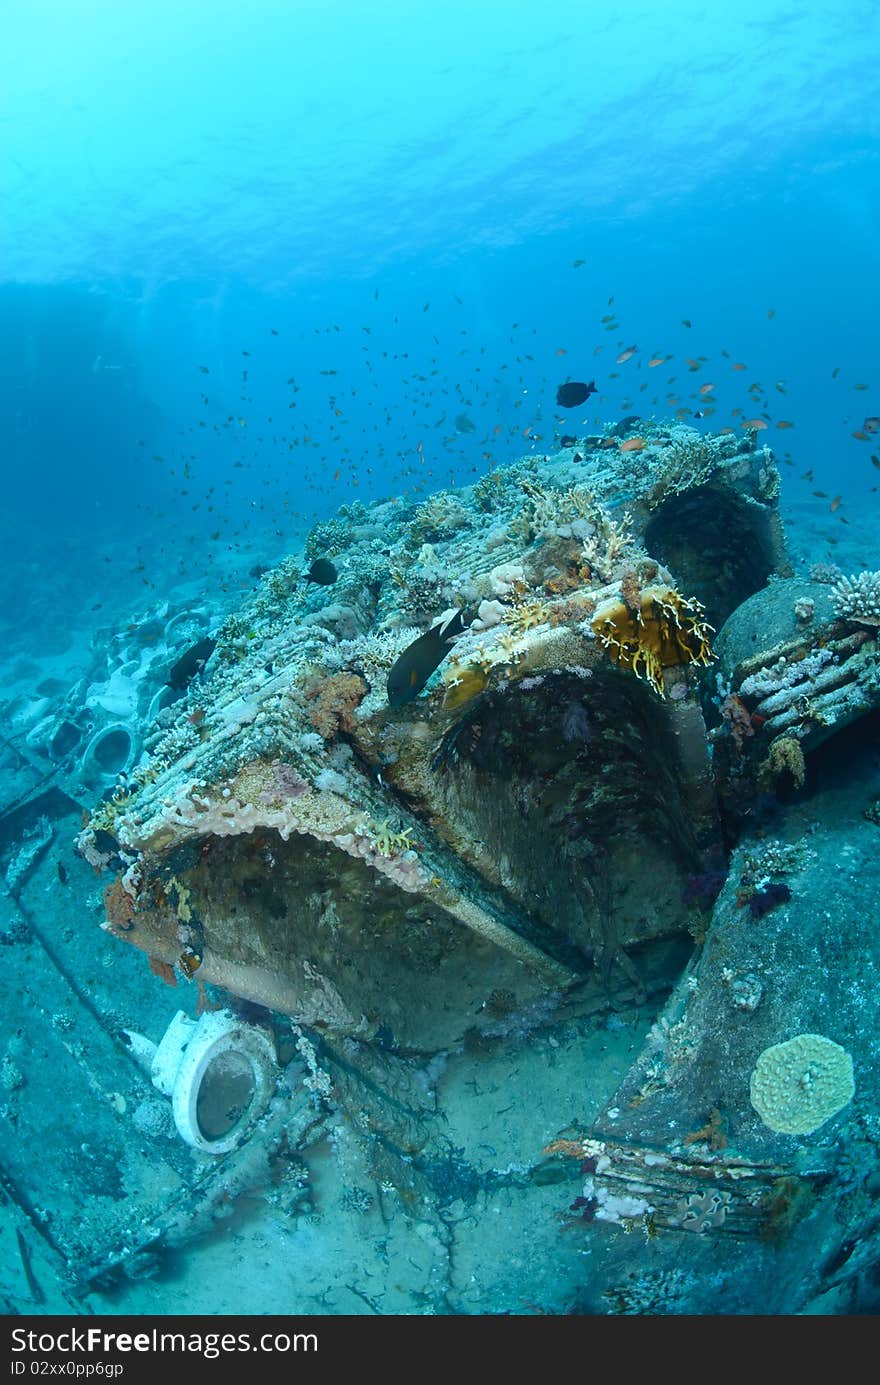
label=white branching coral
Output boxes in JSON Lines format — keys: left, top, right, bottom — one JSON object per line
{"left": 409, "top": 491, "right": 472, "bottom": 541}
{"left": 330, "top": 628, "right": 420, "bottom": 682}
{"left": 511, "top": 480, "right": 614, "bottom": 543}
{"left": 832, "top": 570, "right": 880, "bottom": 626}
{"left": 580, "top": 505, "right": 634, "bottom": 581}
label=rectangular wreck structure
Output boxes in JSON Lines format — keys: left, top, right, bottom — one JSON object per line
{"left": 79, "top": 425, "right": 788, "bottom": 1053}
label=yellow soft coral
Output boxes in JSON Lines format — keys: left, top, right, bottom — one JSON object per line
{"left": 591, "top": 584, "right": 714, "bottom": 695}
{"left": 442, "top": 665, "right": 489, "bottom": 710}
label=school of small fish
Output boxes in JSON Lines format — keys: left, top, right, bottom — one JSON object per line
{"left": 118, "top": 278, "right": 876, "bottom": 602}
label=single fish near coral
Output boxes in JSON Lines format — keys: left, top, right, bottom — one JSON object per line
{"left": 387, "top": 609, "right": 468, "bottom": 707}
{"left": 306, "top": 558, "right": 338, "bottom": 585}
{"left": 167, "top": 636, "right": 217, "bottom": 691}
{"left": 741, "top": 418, "right": 768, "bottom": 429}
{"left": 619, "top": 437, "right": 647, "bottom": 451}
{"left": 556, "top": 380, "right": 597, "bottom": 409}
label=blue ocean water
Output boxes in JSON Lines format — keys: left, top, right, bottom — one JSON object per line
{"left": 2, "top": 0, "right": 878, "bottom": 633}
{"left": 1, "top": 0, "right": 879, "bottom": 1323}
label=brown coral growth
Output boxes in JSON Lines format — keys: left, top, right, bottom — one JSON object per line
{"left": 148, "top": 954, "right": 178, "bottom": 988}
{"left": 548, "top": 597, "right": 596, "bottom": 627}
{"left": 620, "top": 568, "right": 643, "bottom": 614}
{"left": 305, "top": 672, "right": 368, "bottom": 738}
{"left": 721, "top": 693, "right": 756, "bottom": 750}
{"left": 104, "top": 877, "right": 137, "bottom": 934}
{"left": 542, "top": 1138, "right": 586, "bottom": 1159}
{"left": 683, "top": 1107, "right": 727, "bottom": 1151}
{"left": 758, "top": 736, "right": 806, "bottom": 791}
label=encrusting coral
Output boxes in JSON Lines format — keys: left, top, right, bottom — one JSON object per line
{"left": 750, "top": 1034, "right": 855, "bottom": 1135}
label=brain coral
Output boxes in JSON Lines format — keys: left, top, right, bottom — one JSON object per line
{"left": 750, "top": 1033, "right": 855, "bottom": 1135}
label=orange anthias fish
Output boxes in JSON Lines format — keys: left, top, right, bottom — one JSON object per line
{"left": 616, "top": 345, "right": 638, "bottom": 364}
{"left": 776, "top": 420, "right": 794, "bottom": 429}
{"left": 648, "top": 356, "right": 667, "bottom": 367}
{"left": 830, "top": 495, "right": 843, "bottom": 511}
{"left": 699, "top": 383, "right": 715, "bottom": 395}
{"left": 619, "top": 437, "right": 647, "bottom": 452}
{"left": 742, "top": 418, "right": 768, "bottom": 429}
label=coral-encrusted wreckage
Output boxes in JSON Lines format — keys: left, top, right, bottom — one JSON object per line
{"left": 72, "top": 421, "right": 880, "bottom": 1312}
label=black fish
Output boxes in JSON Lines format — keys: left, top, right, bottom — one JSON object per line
{"left": 167, "top": 636, "right": 216, "bottom": 691}
{"left": 387, "top": 609, "right": 467, "bottom": 708}
{"left": 610, "top": 414, "right": 642, "bottom": 438}
{"left": 57, "top": 862, "right": 69, "bottom": 885}
{"left": 556, "top": 381, "right": 597, "bottom": 409}
{"left": 92, "top": 828, "right": 121, "bottom": 857}
{"left": 306, "top": 558, "right": 338, "bottom": 585}
{"left": 559, "top": 434, "right": 578, "bottom": 447}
